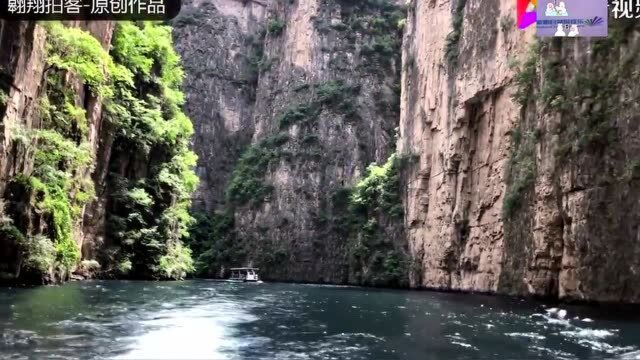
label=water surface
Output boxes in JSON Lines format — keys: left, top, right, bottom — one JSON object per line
{"left": 1, "top": 280, "right": 640, "bottom": 359}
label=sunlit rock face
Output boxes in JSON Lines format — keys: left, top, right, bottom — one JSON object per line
{"left": 400, "top": 0, "right": 640, "bottom": 303}
{"left": 399, "top": 0, "right": 529, "bottom": 294}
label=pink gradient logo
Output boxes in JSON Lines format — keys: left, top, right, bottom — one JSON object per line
{"left": 518, "top": 0, "right": 537, "bottom": 29}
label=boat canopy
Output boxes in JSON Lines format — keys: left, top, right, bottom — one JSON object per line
{"left": 229, "top": 268, "right": 260, "bottom": 271}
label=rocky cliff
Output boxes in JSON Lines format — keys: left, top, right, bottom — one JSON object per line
{"left": 176, "top": 0, "right": 410, "bottom": 286}
{"left": 179, "top": 0, "right": 640, "bottom": 301}
{"left": 400, "top": 0, "right": 640, "bottom": 302}
{"left": 0, "top": 0, "right": 638, "bottom": 303}
{"left": 0, "top": 20, "right": 197, "bottom": 283}
{"left": 0, "top": 21, "right": 115, "bottom": 283}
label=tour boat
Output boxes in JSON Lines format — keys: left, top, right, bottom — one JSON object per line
{"left": 228, "top": 267, "right": 261, "bottom": 283}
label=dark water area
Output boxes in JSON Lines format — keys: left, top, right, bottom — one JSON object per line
{"left": 1, "top": 280, "right": 640, "bottom": 359}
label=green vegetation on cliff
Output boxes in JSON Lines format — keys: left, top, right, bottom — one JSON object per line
{"left": 104, "top": 22, "right": 198, "bottom": 280}
{"left": 3, "top": 22, "right": 109, "bottom": 279}
{"left": 226, "top": 134, "right": 289, "bottom": 205}
{"left": 314, "top": 0, "right": 405, "bottom": 74}
{"left": 0, "top": 22, "right": 196, "bottom": 282}
{"left": 344, "top": 153, "right": 409, "bottom": 287}
{"left": 444, "top": 0, "right": 468, "bottom": 68}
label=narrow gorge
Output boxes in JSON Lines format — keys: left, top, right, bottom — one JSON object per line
{"left": 0, "top": 0, "right": 639, "bottom": 305}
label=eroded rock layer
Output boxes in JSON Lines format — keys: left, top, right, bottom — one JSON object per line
{"left": 400, "top": 0, "right": 640, "bottom": 302}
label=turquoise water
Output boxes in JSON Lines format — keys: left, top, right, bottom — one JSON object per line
{"left": 1, "top": 280, "right": 640, "bottom": 359}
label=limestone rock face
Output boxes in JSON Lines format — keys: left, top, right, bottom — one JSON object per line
{"left": 400, "top": 0, "right": 640, "bottom": 303}
{"left": 173, "top": 0, "right": 269, "bottom": 212}
{"left": 399, "top": 0, "right": 528, "bottom": 293}
{"left": 174, "top": 0, "right": 404, "bottom": 283}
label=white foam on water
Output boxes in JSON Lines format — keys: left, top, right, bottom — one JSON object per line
{"left": 536, "top": 313, "right": 572, "bottom": 327}
{"left": 617, "top": 350, "right": 640, "bottom": 359}
{"left": 576, "top": 339, "right": 635, "bottom": 354}
{"left": 450, "top": 341, "right": 479, "bottom": 350}
{"left": 113, "top": 303, "right": 256, "bottom": 360}
{"left": 505, "top": 332, "right": 546, "bottom": 340}
{"left": 530, "top": 345, "right": 576, "bottom": 360}
{"left": 560, "top": 328, "right": 617, "bottom": 339}
{"left": 326, "top": 332, "right": 385, "bottom": 342}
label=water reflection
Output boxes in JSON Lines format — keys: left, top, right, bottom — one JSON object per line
{"left": 1, "top": 281, "right": 640, "bottom": 359}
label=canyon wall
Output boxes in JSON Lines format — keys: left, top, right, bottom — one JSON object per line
{"left": 177, "top": 0, "right": 640, "bottom": 301}
{"left": 0, "top": 20, "right": 196, "bottom": 283}
{"left": 0, "top": 0, "right": 637, "bottom": 302}
{"left": 400, "top": 0, "right": 640, "bottom": 302}
{"left": 176, "top": 0, "right": 409, "bottom": 285}
{"left": 0, "top": 21, "right": 114, "bottom": 282}
{"left": 173, "top": 0, "right": 269, "bottom": 212}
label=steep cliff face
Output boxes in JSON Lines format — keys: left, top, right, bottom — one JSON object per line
{"left": 0, "top": 21, "right": 114, "bottom": 283}
{"left": 178, "top": 0, "right": 410, "bottom": 285}
{"left": 400, "top": 0, "right": 640, "bottom": 302}
{"left": 173, "top": 0, "right": 268, "bottom": 212}
{"left": 236, "top": 0, "right": 405, "bottom": 284}
{"left": 0, "top": 20, "right": 197, "bottom": 283}
{"left": 399, "top": 0, "right": 525, "bottom": 292}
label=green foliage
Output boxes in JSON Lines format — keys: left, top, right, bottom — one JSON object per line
{"left": 20, "top": 127, "right": 95, "bottom": 270}
{"left": 226, "top": 134, "right": 289, "bottom": 205}
{"left": 326, "top": 153, "right": 410, "bottom": 287}
{"left": 127, "top": 188, "right": 154, "bottom": 207}
{"left": 108, "top": 22, "right": 191, "bottom": 152}
{"left": 503, "top": 128, "right": 536, "bottom": 218}
{"left": 267, "top": 19, "right": 286, "bottom": 35}
{"left": 511, "top": 42, "right": 540, "bottom": 107}
{"left": 20, "top": 235, "right": 56, "bottom": 274}
{"left": 188, "top": 212, "right": 241, "bottom": 276}
{"left": 43, "top": 22, "right": 116, "bottom": 97}
{"left": 117, "top": 258, "right": 132, "bottom": 275}
{"left": 624, "top": 160, "right": 640, "bottom": 182}
{"left": 361, "top": 35, "right": 397, "bottom": 57}
{"left": 79, "top": 259, "right": 101, "bottom": 272}
{"left": 0, "top": 224, "right": 25, "bottom": 245}
{"left": 444, "top": 0, "right": 468, "bottom": 68}
{"left": 350, "top": 153, "right": 404, "bottom": 218}
{"left": 541, "top": 56, "right": 564, "bottom": 110}
{"left": 1, "top": 23, "right": 112, "bottom": 275}
{"left": 0, "top": 89, "right": 8, "bottom": 106}
{"left": 1, "top": 22, "right": 196, "bottom": 280}
{"left": 278, "top": 104, "right": 316, "bottom": 129}
{"left": 316, "top": 80, "right": 358, "bottom": 113}
{"left": 277, "top": 80, "right": 360, "bottom": 130}
{"left": 157, "top": 241, "right": 195, "bottom": 280}
{"left": 0, "top": 225, "right": 57, "bottom": 276}
{"left": 314, "top": 0, "right": 404, "bottom": 73}
{"left": 102, "top": 22, "right": 197, "bottom": 280}
{"left": 172, "top": 7, "right": 207, "bottom": 27}
{"left": 245, "top": 29, "right": 267, "bottom": 90}
{"left": 1, "top": 223, "right": 55, "bottom": 275}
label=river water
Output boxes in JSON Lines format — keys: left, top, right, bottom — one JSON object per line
{"left": 1, "top": 280, "right": 640, "bottom": 359}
